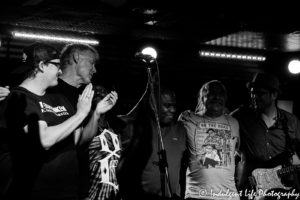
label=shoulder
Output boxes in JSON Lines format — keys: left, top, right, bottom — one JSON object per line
{"left": 4, "top": 87, "right": 42, "bottom": 120}
{"left": 226, "top": 114, "right": 239, "bottom": 125}
{"left": 10, "top": 86, "right": 28, "bottom": 95}
{"left": 230, "top": 104, "right": 244, "bottom": 114}
{"left": 224, "top": 114, "right": 239, "bottom": 129}
{"left": 224, "top": 115, "right": 240, "bottom": 137}
{"left": 279, "top": 108, "right": 296, "bottom": 118}
{"left": 176, "top": 121, "right": 187, "bottom": 132}
{"left": 9, "top": 87, "right": 38, "bottom": 104}
{"left": 279, "top": 109, "right": 300, "bottom": 127}
{"left": 230, "top": 104, "right": 254, "bottom": 118}
{"left": 178, "top": 110, "right": 198, "bottom": 121}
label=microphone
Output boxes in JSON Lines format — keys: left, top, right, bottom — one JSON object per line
{"left": 135, "top": 52, "right": 156, "bottom": 63}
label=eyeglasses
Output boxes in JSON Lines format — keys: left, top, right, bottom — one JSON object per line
{"left": 46, "top": 61, "right": 61, "bottom": 69}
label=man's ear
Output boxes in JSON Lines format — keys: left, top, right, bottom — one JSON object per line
{"left": 37, "top": 61, "right": 44, "bottom": 73}
{"left": 73, "top": 52, "right": 79, "bottom": 64}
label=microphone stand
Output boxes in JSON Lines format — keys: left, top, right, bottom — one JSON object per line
{"left": 145, "top": 63, "right": 173, "bottom": 199}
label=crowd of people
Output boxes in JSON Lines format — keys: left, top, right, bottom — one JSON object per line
{"left": 1, "top": 41, "right": 300, "bottom": 200}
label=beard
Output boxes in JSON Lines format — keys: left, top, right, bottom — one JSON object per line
{"left": 206, "top": 103, "right": 225, "bottom": 117}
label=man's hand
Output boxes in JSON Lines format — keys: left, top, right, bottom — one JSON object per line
{"left": 0, "top": 86, "right": 10, "bottom": 101}
{"left": 95, "top": 91, "right": 118, "bottom": 115}
{"left": 77, "top": 83, "right": 94, "bottom": 117}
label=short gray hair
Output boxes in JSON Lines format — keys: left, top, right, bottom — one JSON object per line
{"left": 60, "top": 43, "right": 99, "bottom": 70}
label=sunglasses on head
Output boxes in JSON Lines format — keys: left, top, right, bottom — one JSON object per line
{"left": 45, "top": 61, "right": 61, "bottom": 69}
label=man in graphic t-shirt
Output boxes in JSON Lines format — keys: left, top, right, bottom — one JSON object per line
{"left": 179, "top": 80, "right": 240, "bottom": 200}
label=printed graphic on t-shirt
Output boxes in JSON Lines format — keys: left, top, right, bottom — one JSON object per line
{"left": 39, "top": 101, "right": 69, "bottom": 116}
{"left": 195, "top": 122, "right": 232, "bottom": 168}
{"left": 89, "top": 129, "right": 121, "bottom": 190}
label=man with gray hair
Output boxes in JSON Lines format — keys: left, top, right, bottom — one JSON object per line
{"left": 0, "top": 43, "right": 118, "bottom": 199}
{"left": 49, "top": 43, "right": 99, "bottom": 107}
{"left": 48, "top": 43, "right": 118, "bottom": 200}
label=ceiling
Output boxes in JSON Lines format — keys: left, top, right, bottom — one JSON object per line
{"left": 0, "top": 0, "right": 299, "bottom": 48}
{"left": 1, "top": 0, "right": 300, "bottom": 112}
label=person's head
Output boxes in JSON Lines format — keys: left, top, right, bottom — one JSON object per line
{"left": 195, "top": 80, "right": 227, "bottom": 117}
{"left": 60, "top": 43, "right": 99, "bottom": 87}
{"left": 246, "top": 72, "right": 280, "bottom": 111}
{"left": 159, "top": 88, "right": 177, "bottom": 126}
{"left": 14, "top": 42, "right": 61, "bottom": 87}
{"left": 246, "top": 73, "right": 280, "bottom": 110}
{"left": 92, "top": 84, "right": 108, "bottom": 109}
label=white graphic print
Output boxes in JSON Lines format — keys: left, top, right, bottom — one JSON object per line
{"left": 39, "top": 101, "right": 69, "bottom": 116}
{"left": 195, "top": 122, "right": 232, "bottom": 168}
{"left": 96, "top": 129, "right": 121, "bottom": 189}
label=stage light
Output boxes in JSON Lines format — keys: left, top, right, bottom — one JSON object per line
{"left": 141, "top": 47, "right": 157, "bottom": 59}
{"left": 12, "top": 31, "right": 99, "bottom": 45}
{"left": 288, "top": 59, "right": 300, "bottom": 74}
{"left": 199, "top": 50, "right": 266, "bottom": 62}
{"left": 135, "top": 47, "right": 157, "bottom": 64}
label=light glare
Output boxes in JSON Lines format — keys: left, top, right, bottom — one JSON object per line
{"left": 141, "top": 47, "right": 157, "bottom": 59}
{"left": 288, "top": 59, "right": 300, "bottom": 74}
{"left": 199, "top": 50, "right": 266, "bottom": 62}
{"left": 12, "top": 31, "right": 99, "bottom": 45}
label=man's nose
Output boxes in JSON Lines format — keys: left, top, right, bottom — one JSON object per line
{"left": 168, "top": 105, "right": 176, "bottom": 112}
{"left": 92, "top": 65, "right": 96, "bottom": 73}
{"left": 213, "top": 94, "right": 222, "bottom": 100}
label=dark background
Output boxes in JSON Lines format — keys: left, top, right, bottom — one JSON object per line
{"left": 1, "top": 0, "right": 300, "bottom": 117}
